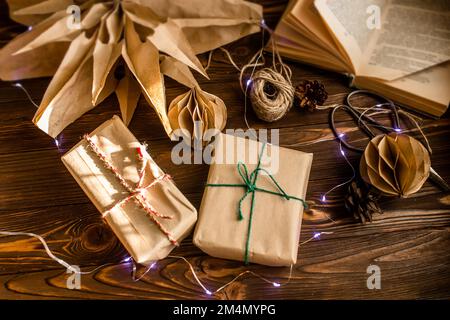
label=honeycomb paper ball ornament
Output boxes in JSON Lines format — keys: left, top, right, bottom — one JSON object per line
{"left": 359, "top": 133, "right": 431, "bottom": 197}
{"left": 168, "top": 86, "right": 227, "bottom": 148}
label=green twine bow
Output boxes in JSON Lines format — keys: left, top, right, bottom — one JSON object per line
{"left": 205, "top": 143, "right": 308, "bottom": 265}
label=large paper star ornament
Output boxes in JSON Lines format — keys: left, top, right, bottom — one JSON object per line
{"left": 0, "top": 0, "right": 262, "bottom": 138}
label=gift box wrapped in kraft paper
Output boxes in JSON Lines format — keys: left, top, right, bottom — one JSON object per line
{"left": 194, "top": 133, "right": 313, "bottom": 266}
{"left": 62, "top": 116, "right": 197, "bottom": 265}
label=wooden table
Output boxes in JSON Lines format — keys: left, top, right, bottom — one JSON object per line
{"left": 0, "top": 0, "right": 449, "bottom": 300}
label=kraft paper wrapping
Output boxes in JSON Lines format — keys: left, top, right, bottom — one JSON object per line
{"left": 61, "top": 116, "right": 197, "bottom": 265}
{"left": 0, "top": 0, "right": 262, "bottom": 138}
{"left": 194, "top": 134, "right": 313, "bottom": 266}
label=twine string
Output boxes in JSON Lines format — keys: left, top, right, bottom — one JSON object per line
{"left": 248, "top": 68, "right": 295, "bottom": 122}
{"left": 241, "top": 33, "right": 294, "bottom": 122}
{"left": 205, "top": 143, "right": 307, "bottom": 265}
{"left": 202, "top": 22, "right": 295, "bottom": 126}
{"left": 83, "top": 134, "right": 178, "bottom": 246}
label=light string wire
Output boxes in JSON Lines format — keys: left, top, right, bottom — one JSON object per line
{"left": 312, "top": 101, "right": 432, "bottom": 202}
{"left": 10, "top": 26, "right": 432, "bottom": 234}
{"left": 163, "top": 22, "right": 330, "bottom": 292}
{"left": 315, "top": 102, "right": 431, "bottom": 152}
{"left": 12, "top": 83, "right": 39, "bottom": 108}
{"left": 320, "top": 138, "right": 356, "bottom": 203}
{"left": 0, "top": 229, "right": 332, "bottom": 295}
{"left": 13, "top": 78, "right": 427, "bottom": 155}
{"left": 5, "top": 20, "right": 335, "bottom": 295}
{"left": 0, "top": 230, "right": 131, "bottom": 274}
{"left": 358, "top": 104, "right": 432, "bottom": 154}
{"left": 11, "top": 82, "right": 63, "bottom": 149}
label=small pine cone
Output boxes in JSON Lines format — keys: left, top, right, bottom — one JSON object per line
{"left": 345, "top": 178, "right": 383, "bottom": 224}
{"left": 294, "top": 80, "right": 328, "bottom": 111}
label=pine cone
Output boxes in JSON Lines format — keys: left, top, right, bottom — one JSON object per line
{"left": 294, "top": 80, "right": 328, "bottom": 111}
{"left": 345, "top": 177, "right": 383, "bottom": 224}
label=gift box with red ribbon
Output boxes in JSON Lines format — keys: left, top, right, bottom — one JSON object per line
{"left": 62, "top": 116, "right": 197, "bottom": 265}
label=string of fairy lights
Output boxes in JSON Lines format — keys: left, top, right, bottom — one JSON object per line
{"left": 5, "top": 18, "right": 431, "bottom": 296}
{"left": 7, "top": 49, "right": 341, "bottom": 296}
{"left": 0, "top": 230, "right": 333, "bottom": 296}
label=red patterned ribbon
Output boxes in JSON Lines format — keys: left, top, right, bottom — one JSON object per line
{"left": 84, "top": 134, "right": 178, "bottom": 246}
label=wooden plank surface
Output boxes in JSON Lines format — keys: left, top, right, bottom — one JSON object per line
{"left": 0, "top": 0, "right": 449, "bottom": 300}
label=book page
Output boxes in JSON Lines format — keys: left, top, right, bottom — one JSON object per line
{"left": 379, "top": 62, "right": 450, "bottom": 110}
{"left": 277, "top": 43, "right": 350, "bottom": 72}
{"left": 272, "top": 0, "right": 350, "bottom": 72}
{"left": 359, "top": 0, "right": 450, "bottom": 81}
{"left": 290, "top": 0, "right": 340, "bottom": 52}
{"left": 315, "top": 0, "right": 450, "bottom": 80}
{"left": 290, "top": 0, "right": 353, "bottom": 68}
{"left": 355, "top": 62, "right": 450, "bottom": 116}
{"left": 314, "top": 0, "right": 387, "bottom": 73}
{"left": 274, "top": 16, "right": 350, "bottom": 71}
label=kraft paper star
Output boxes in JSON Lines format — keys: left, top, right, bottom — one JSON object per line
{"left": 0, "top": 0, "right": 262, "bottom": 138}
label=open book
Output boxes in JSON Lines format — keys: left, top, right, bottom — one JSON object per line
{"left": 272, "top": 0, "right": 450, "bottom": 117}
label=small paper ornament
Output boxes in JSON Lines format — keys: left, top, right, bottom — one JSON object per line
{"left": 360, "top": 133, "right": 431, "bottom": 197}
{"left": 168, "top": 86, "right": 227, "bottom": 147}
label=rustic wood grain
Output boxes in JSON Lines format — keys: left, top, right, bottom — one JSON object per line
{"left": 0, "top": 0, "right": 449, "bottom": 300}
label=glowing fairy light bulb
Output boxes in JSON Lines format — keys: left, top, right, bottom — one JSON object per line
{"left": 313, "top": 232, "right": 321, "bottom": 239}
{"left": 272, "top": 282, "right": 281, "bottom": 287}
{"left": 321, "top": 195, "right": 326, "bottom": 202}
{"left": 246, "top": 79, "right": 252, "bottom": 88}
{"left": 205, "top": 289, "right": 212, "bottom": 295}
{"left": 394, "top": 128, "right": 402, "bottom": 133}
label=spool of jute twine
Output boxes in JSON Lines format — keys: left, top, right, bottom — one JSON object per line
{"left": 249, "top": 67, "right": 295, "bottom": 122}
{"left": 238, "top": 35, "right": 296, "bottom": 123}
{"left": 205, "top": 27, "right": 296, "bottom": 124}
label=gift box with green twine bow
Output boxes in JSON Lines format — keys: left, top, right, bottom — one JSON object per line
{"left": 194, "top": 133, "right": 313, "bottom": 267}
